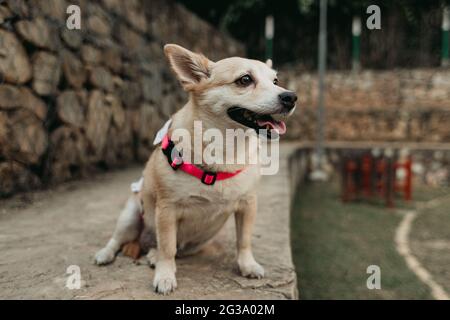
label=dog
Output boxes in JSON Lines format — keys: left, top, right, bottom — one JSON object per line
{"left": 94, "top": 44, "right": 297, "bottom": 295}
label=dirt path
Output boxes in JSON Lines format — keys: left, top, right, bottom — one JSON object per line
{"left": 0, "top": 161, "right": 297, "bottom": 299}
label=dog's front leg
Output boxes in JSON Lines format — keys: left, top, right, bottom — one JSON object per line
{"left": 235, "top": 193, "right": 264, "bottom": 279}
{"left": 153, "top": 205, "right": 177, "bottom": 295}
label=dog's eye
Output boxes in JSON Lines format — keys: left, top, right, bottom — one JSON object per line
{"left": 236, "top": 75, "right": 253, "bottom": 86}
{"left": 273, "top": 78, "right": 279, "bottom": 85}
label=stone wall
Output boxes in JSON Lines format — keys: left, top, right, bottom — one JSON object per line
{"left": 282, "top": 68, "right": 450, "bottom": 143}
{"left": 0, "top": 0, "right": 244, "bottom": 196}
{"left": 288, "top": 145, "right": 311, "bottom": 199}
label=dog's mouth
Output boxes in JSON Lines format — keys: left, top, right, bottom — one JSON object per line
{"left": 227, "top": 107, "right": 287, "bottom": 138}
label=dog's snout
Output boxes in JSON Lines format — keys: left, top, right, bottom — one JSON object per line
{"left": 279, "top": 91, "right": 297, "bottom": 110}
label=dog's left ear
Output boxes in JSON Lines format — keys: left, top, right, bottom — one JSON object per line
{"left": 265, "top": 59, "right": 273, "bottom": 68}
{"left": 164, "top": 44, "right": 213, "bottom": 91}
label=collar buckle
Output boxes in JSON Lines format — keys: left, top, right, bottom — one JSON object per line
{"left": 201, "top": 171, "right": 217, "bottom": 185}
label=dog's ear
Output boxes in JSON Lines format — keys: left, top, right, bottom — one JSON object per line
{"left": 164, "top": 44, "right": 213, "bottom": 90}
{"left": 265, "top": 59, "right": 273, "bottom": 68}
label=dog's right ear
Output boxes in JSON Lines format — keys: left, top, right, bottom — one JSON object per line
{"left": 164, "top": 44, "right": 213, "bottom": 91}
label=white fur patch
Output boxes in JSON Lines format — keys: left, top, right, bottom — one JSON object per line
{"left": 130, "top": 177, "right": 144, "bottom": 193}
{"left": 153, "top": 118, "right": 172, "bottom": 145}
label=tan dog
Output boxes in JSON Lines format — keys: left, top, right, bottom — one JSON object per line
{"left": 94, "top": 44, "right": 297, "bottom": 295}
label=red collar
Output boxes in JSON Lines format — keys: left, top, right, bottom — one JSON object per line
{"left": 161, "top": 135, "right": 243, "bottom": 185}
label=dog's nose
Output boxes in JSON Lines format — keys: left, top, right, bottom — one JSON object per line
{"left": 279, "top": 91, "right": 297, "bottom": 111}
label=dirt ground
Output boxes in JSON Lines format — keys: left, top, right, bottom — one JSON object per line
{"left": 0, "top": 164, "right": 297, "bottom": 299}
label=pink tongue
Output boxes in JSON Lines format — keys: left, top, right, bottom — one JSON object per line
{"left": 256, "top": 120, "right": 287, "bottom": 135}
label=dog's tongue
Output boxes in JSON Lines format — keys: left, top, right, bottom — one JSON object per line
{"left": 257, "top": 119, "right": 287, "bottom": 135}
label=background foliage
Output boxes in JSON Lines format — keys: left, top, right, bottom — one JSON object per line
{"left": 177, "top": 0, "right": 450, "bottom": 69}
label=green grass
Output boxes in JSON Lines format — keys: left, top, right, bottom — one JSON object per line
{"left": 290, "top": 182, "right": 433, "bottom": 299}
{"left": 411, "top": 185, "right": 450, "bottom": 203}
{"left": 410, "top": 195, "right": 450, "bottom": 294}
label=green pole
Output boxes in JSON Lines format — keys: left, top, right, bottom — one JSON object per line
{"left": 442, "top": 6, "right": 449, "bottom": 67}
{"left": 265, "top": 15, "right": 274, "bottom": 61}
{"left": 352, "top": 16, "right": 361, "bottom": 71}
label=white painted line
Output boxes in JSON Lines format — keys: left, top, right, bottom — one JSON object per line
{"left": 395, "top": 210, "right": 449, "bottom": 300}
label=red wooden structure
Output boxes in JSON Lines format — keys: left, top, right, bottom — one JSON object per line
{"left": 394, "top": 156, "right": 413, "bottom": 201}
{"left": 341, "top": 151, "right": 412, "bottom": 207}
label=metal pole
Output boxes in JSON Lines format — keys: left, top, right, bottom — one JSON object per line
{"left": 442, "top": 6, "right": 449, "bottom": 67}
{"left": 316, "top": 0, "right": 327, "bottom": 166}
{"left": 265, "top": 15, "right": 274, "bottom": 61}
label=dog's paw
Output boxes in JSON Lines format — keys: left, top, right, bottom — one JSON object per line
{"left": 153, "top": 270, "right": 177, "bottom": 295}
{"left": 146, "top": 248, "right": 158, "bottom": 268}
{"left": 94, "top": 247, "right": 115, "bottom": 265}
{"left": 239, "top": 260, "right": 265, "bottom": 279}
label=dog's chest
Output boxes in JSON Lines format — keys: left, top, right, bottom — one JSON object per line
{"left": 175, "top": 166, "right": 259, "bottom": 211}
{"left": 175, "top": 196, "right": 235, "bottom": 251}
{"left": 174, "top": 167, "right": 259, "bottom": 248}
